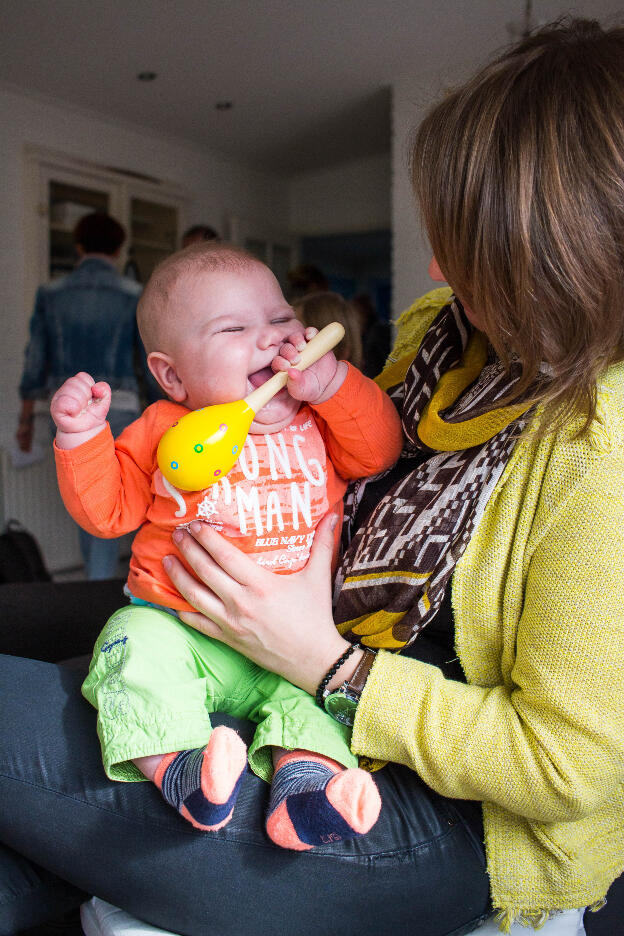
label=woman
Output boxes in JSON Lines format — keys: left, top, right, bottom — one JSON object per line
{"left": 2, "top": 18, "right": 624, "bottom": 936}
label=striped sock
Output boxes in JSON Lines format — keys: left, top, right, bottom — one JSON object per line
{"left": 154, "top": 725, "right": 247, "bottom": 831}
{"left": 266, "top": 751, "right": 381, "bottom": 851}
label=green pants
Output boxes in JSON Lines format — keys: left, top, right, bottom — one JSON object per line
{"left": 82, "top": 605, "right": 356, "bottom": 783}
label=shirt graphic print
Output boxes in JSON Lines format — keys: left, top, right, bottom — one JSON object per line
{"left": 152, "top": 410, "right": 330, "bottom": 573}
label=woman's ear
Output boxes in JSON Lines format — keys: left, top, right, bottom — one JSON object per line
{"left": 147, "top": 352, "right": 188, "bottom": 403}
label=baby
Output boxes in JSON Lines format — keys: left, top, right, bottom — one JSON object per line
{"left": 51, "top": 242, "right": 403, "bottom": 850}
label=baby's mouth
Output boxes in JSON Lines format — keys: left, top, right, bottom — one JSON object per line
{"left": 247, "top": 366, "right": 274, "bottom": 390}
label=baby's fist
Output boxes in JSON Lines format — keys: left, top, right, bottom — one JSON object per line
{"left": 50, "top": 372, "right": 111, "bottom": 436}
{"left": 273, "top": 327, "right": 343, "bottom": 404}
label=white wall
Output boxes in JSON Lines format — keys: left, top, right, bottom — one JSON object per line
{"left": 288, "top": 152, "right": 390, "bottom": 235}
{"left": 286, "top": 84, "right": 446, "bottom": 322}
{"left": 1, "top": 79, "right": 449, "bottom": 447}
{"left": 0, "top": 84, "right": 290, "bottom": 449}
{"left": 390, "top": 80, "right": 441, "bottom": 319}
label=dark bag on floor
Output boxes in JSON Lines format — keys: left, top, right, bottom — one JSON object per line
{"left": 0, "top": 519, "right": 52, "bottom": 583}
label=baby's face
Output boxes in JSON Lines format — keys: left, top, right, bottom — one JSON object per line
{"left": 165, "top": 263, "right": 304, "bottom": 431}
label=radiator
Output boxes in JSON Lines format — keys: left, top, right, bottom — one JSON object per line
{"left": 0, "top": 446, "right": 83, "bottom": 573}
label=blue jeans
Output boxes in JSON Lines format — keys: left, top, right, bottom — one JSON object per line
{"left": 0, "top": 654, "right": 490, "bottom": 936}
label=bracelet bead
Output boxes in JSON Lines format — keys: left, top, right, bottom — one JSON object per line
{"left": 315, "top": 644, "right": 360, "bottom": 708}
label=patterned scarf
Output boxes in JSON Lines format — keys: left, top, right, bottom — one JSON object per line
{"left": 334, "top": 299, "right": 536, "bottom": 650}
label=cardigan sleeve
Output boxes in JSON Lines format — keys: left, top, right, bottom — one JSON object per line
{"left": 351, "top": 442, "right": 624, "bottom": 823}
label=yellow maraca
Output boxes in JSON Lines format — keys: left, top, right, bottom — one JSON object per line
{"left": 157, "top": 321, "right": 345, "bottom": 491}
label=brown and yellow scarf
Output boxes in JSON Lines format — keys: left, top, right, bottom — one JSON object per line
{"left": 334, "top": 298, "right": 535, "bottom": 650}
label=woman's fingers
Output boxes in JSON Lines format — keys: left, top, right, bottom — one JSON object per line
{"left": 173, "top": 512, "right": 338, "bottom": 604}
{"left": 166, "top": 522, "right": 264, "bottom": 631}
{"left": 178, "top": 521, "right": 261, "bottom": 587}
{"left": 161, "top": 553, "right": 226, "bottom": 633}
{"left": 162, "top": 511, "right": 343, "bottom": 693}
{"left": 177, "top": 608, "right": 224, "bottom": 639}
{"left": 302, "top": 511, "right": 339, "bottom": 582}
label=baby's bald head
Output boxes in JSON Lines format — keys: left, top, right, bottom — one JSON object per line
{"left": 137, "top": 241, "right": 262, "bottom": 355}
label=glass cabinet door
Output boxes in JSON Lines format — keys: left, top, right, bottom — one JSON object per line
{"left": 129, "top": 197, "right": 178, "bottom": 283}
{"left": 24, "top": 147, "right": 187, "bottom": 310}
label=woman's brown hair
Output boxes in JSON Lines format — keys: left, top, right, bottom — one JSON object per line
{"left": 411, "top": 18, "right": 624, "bottom": 428}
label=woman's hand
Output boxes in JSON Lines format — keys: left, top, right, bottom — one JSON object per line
{"left": 162, "top": 512, "right": 353, "bottom": 695}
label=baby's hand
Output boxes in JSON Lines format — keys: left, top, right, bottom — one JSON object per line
{"left": 51, "top": 373, "right": 112, "bottom": 448}
{"left": 272, "top": 327, "right": 347, "bottom": 405}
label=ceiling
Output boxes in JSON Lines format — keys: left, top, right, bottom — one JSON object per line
{"left": 1, "top": 0, "right": 622, "bottom": 176}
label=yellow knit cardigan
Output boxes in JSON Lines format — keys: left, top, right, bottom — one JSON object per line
{"left": 351, "top": 291, "right": 624, "bottom": 928}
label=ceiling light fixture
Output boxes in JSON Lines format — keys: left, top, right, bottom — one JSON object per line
{"left": 137, "top": 71, "right": 157, "bottom": 82}
{"left": 215, "top": 101, "right": 233, "bottom": 111}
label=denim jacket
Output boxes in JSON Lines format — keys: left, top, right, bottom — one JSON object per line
{"left": 19, "top": 258, "right": 157, "bottom": 402}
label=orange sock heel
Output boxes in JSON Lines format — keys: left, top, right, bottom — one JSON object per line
{"left": 154, "top": 726, "right": 247, "bottom": 831}
{"left": 266, "top": 751, "right": 381, "bottom": 850}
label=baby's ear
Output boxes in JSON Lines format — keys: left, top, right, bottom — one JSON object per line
{"left": 147, "top": 352, "right": 187, "bottom": 403}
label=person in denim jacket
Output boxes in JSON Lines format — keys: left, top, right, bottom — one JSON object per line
{"left": 17, "top": 212, "right": 154, "bottom": 579}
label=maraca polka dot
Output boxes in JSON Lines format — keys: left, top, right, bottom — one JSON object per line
{"left": 194, "top": 443, "right": 203, "bottom": 453}
{"left": 214, "top": 469, "right": 222, "bottom": 476}
{"left": 220, "top": 423, "right": 227, "bottom": 431}
{"left": 170, "top": 461, "right": 178, "bottom": 470}
{"left": 232, "top": 445, "right": 238, "bottom": 454}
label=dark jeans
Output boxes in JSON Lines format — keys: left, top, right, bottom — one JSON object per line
{"left": 0, "top": 653, "right": 491, "bottom": 936}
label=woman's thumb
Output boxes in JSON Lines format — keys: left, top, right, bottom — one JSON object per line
{"left": 306, "top": 511, "right": 339, "bottom": 576}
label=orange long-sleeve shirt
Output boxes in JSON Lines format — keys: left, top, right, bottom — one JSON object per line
{"left": 55, "top": 364, "right": 403, "bottom": 613}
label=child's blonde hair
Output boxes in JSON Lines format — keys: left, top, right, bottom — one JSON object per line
{"left": 294, "top": 291, "right": 363, "bottom": 370}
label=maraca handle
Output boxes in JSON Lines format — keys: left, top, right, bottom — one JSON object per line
{"left": 293, "top": 320, "right": 346, "bottom": 369}
{"left": 244, "top": 321, "right": 346, "bottom": 413}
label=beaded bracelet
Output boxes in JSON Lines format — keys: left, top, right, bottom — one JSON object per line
{"left": 315, "top": 644, "right": 360, "bottom": 708}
